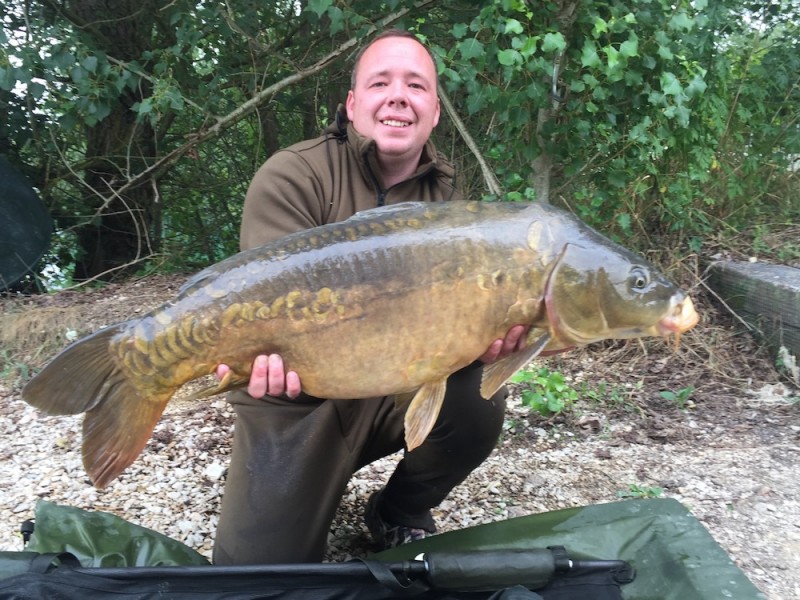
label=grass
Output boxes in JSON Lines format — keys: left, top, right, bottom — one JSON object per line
{"left": 0, "top": 305, "right": 83, "bottom": 384}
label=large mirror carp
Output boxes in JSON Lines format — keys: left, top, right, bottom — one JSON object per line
{"left": 23, "top": 201, "right": 698, "bottom": 487}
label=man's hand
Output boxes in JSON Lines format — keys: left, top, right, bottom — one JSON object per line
{"left": 216, "top": 354, "right": 302, "bottom": 399}
{"left": 478, "top": 325, "right": 530, "bottom": 364}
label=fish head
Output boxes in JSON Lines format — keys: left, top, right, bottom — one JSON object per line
{"left": 543, "top": 242, "right": 699, "bottom": 347}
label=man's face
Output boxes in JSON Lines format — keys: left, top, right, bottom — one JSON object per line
{"left": 346, "top": 36, "right": 440, "bottom": 166}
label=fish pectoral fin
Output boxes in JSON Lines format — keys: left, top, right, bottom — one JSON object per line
{"left": 186, "top": 370, "right": 250, "bottom": 400}
{"left": 480, "top": 332, "right": 552, "bottom": 399}
{"left": 403, "top": 379, "right": 448, "bottom": 451}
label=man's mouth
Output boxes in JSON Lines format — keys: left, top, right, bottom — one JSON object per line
{"left": 381, "top": 119, "right": 410, "bottom": 128}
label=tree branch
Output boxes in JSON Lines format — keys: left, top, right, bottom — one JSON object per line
{"left": 111, "top": 0, "right": 440, "bottom": 198}
{"left": 438, "top": 87, "right": 503, "bottom": 197}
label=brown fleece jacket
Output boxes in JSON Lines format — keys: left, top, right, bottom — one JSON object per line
{"left": 240, "top": 112, "right": 462, "bottom": 250}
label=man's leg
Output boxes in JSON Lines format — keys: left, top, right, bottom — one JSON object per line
{"left": 213, "top": 391, "right": 394, "bottom": 564}
{"left": 363, "top": 364, "right": 507, "bottom": 532}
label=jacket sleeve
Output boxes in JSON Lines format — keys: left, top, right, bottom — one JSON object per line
{"left": 239, "top": 150, "right": 327, "bottom": 251}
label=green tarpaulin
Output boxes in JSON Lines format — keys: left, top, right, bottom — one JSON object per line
{"left": 3, "top": 498, "right": 765, "bottom": 599}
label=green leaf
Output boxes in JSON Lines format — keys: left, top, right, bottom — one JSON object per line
{"left": 581, "top": 42, "right": 601, "bottom": 68}
{"left": 661, "top": 72, "right": 682, "bottom": 96}
{"left": 570, "top": 79, "right": 586, "bottom": 93}
{"left": 542, "top": 32, "right": 566, "bottom": 53}
{"left": 657, "top": 44, "right": 674, "bottom": 61}
{"left": 592, "top": 17, "right": 608, "bottom": 38}
{"left": 82, "top": 56, "right": 98, "bottom": 73}
{"left": 518, "top": 36, "right": 539, "bottom": 59}
{"left": 70, "top": 66, "right": 86, "bottom": 83}
{"left": 0, "top": 67, "right": 15, "bottom": 91}
{"left": 608, "top": 171, "right": 627, "bottom": 188}
{"left": 327, "top": 6, "right": 344, "bottom": 35}
{"left": 458, "top": 39, "right": 485, "bottom": 61}
{"left": 668, "top": 11, "right": 694, "bottom": 32}
{"left": 504, "top": 18, "right": 524, "bottom": 35}
{"left": 452, "top": 23, "right": 468, "bottom": 39}
{"left": 306, "top": 0, "right": 331, "bottom": 18}
{"left": 604, "top": 46, "right": 620, "bottom": 71}
{"left": 27, "top": 81, "right": 46, "bottom": 100}
{"left": 93, "top": 103, "right": 111, "bottom": 122}
{"left": 620, "top": 38, "right": 638, "bottom": 58}
{"left": 133, "top": 98, "right": 153, "bottom": 115}
{"left": 497, "top": 49, "right": 521, "bottom": 66}
{"left": 685, "top": 74, "right": 707, "bottom": 98}
{"left": 442, "top": 68, "right": 461, "bottom": 84}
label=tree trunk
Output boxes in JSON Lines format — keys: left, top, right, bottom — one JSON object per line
{"left": 530, "top": 0, "right": 580, "bottom": 204}
{"left": 68, "top": 0, "right": 161, "bottom": 281}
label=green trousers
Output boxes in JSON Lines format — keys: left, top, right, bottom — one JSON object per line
{"left": 212, "top": 363, "right": 506, "bottom": 564}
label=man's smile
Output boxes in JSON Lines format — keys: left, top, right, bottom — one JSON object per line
{"left": 381, "top": 119, "right": 411, "bottom": 127}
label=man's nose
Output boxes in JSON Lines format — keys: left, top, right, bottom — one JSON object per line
{"left": 387, "top": 81, "right": 408, "bottom": 106}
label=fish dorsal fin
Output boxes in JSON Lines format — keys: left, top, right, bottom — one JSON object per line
{"left": 178, "top": 265, "right": 220, "bottom": 295}
{"left": 346, "top": 201, "right": 430, "bottom": 223}
{"left": 403, "top": 378, "right": 448, "bottom": 451}
{"left": 480, "top": 332, "right": 552, "bottom": 399}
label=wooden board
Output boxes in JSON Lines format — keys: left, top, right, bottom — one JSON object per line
{"left": 707, "top": 260, "right": 800, "bottom": 359}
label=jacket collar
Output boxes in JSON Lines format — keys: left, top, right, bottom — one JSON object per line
{"left": 323, "top": 106, "right": 454, "bottom": 190}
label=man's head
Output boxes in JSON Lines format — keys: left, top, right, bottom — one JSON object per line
{"left": 346, "top": 30, "right": 441, "bottom": 169}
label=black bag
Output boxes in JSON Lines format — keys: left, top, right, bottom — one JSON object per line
{"left": 0, "top": 548, "right": 634, "bottom": 600}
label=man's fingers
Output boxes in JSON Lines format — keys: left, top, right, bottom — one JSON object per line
{"left": 477, "top": 339, "right": 503, "bottom": 364}
{"left": 215, "top": 364, "right": 230, "bottom": 380}
{"left": 501, "top": 325, "right": 525, "bottom": 355}
{"left": 478, "top": 325, "right": 532, "bottom": 365}
{"left": 247, "top": 354, "right": 270, "bottom": 398}
{"left": 285, "top": 370, "right": 302, "bottom": 399}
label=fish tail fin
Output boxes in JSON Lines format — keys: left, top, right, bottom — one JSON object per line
{"left": 21, "top": 325, "right": 173, "bottom": 488}
{"left": 82, "top": 388, "right": 170, "bottom": 488}
{"left": 22, "top": 325, "right": 125, "bottom": 415}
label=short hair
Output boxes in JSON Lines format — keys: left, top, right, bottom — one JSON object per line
{"left": 349, "top": 28, "right": 439, "bottom": 91}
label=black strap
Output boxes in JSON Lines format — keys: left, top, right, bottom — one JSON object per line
{"left": 28, "top": 552, "right": 81, "bottom": 574}
{"left": 357, "top": 559, "right": 431, "bottom": 596}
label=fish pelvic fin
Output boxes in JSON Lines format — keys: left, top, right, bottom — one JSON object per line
{"left": 21, "top": 324, "right": 175, "bottom": 488}
{"left": 480, "top": 332, "right": 552, "bottom": 399}
{"left": 186, "top": 369, "right": 250, "bottom": 401}
{"left": 403, "top": 378, "right": 448, "bottom": 451}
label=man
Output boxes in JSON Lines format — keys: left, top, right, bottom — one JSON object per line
{"left": 213, "top": 29, "right": 528, "bottom": 565}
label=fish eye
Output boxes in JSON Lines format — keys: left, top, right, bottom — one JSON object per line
{"left": 629, "top": 267, "right": 650, "bottom": 290}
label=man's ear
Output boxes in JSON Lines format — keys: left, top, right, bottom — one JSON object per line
{"left": 345, "top": 90, "right": 356, "bottom": 122}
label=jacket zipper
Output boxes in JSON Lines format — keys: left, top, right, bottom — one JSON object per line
{"left": 367, "top": 158, "right": 436, "bottom": 207}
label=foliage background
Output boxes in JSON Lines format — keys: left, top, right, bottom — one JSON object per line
{"left": 1, "top": 0, "right": 798, "bottom": 286}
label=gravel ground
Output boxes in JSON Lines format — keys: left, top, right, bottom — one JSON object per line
{"left": 0, "top": 382, "right": 797, "bottom": 599}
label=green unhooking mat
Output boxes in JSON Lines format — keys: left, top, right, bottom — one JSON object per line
{"left": 0, "top": 498, "right": 765, "bottom": 599}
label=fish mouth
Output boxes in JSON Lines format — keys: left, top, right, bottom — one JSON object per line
{"left": 656, "top": 296, "right": 700, "bottom": 349}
